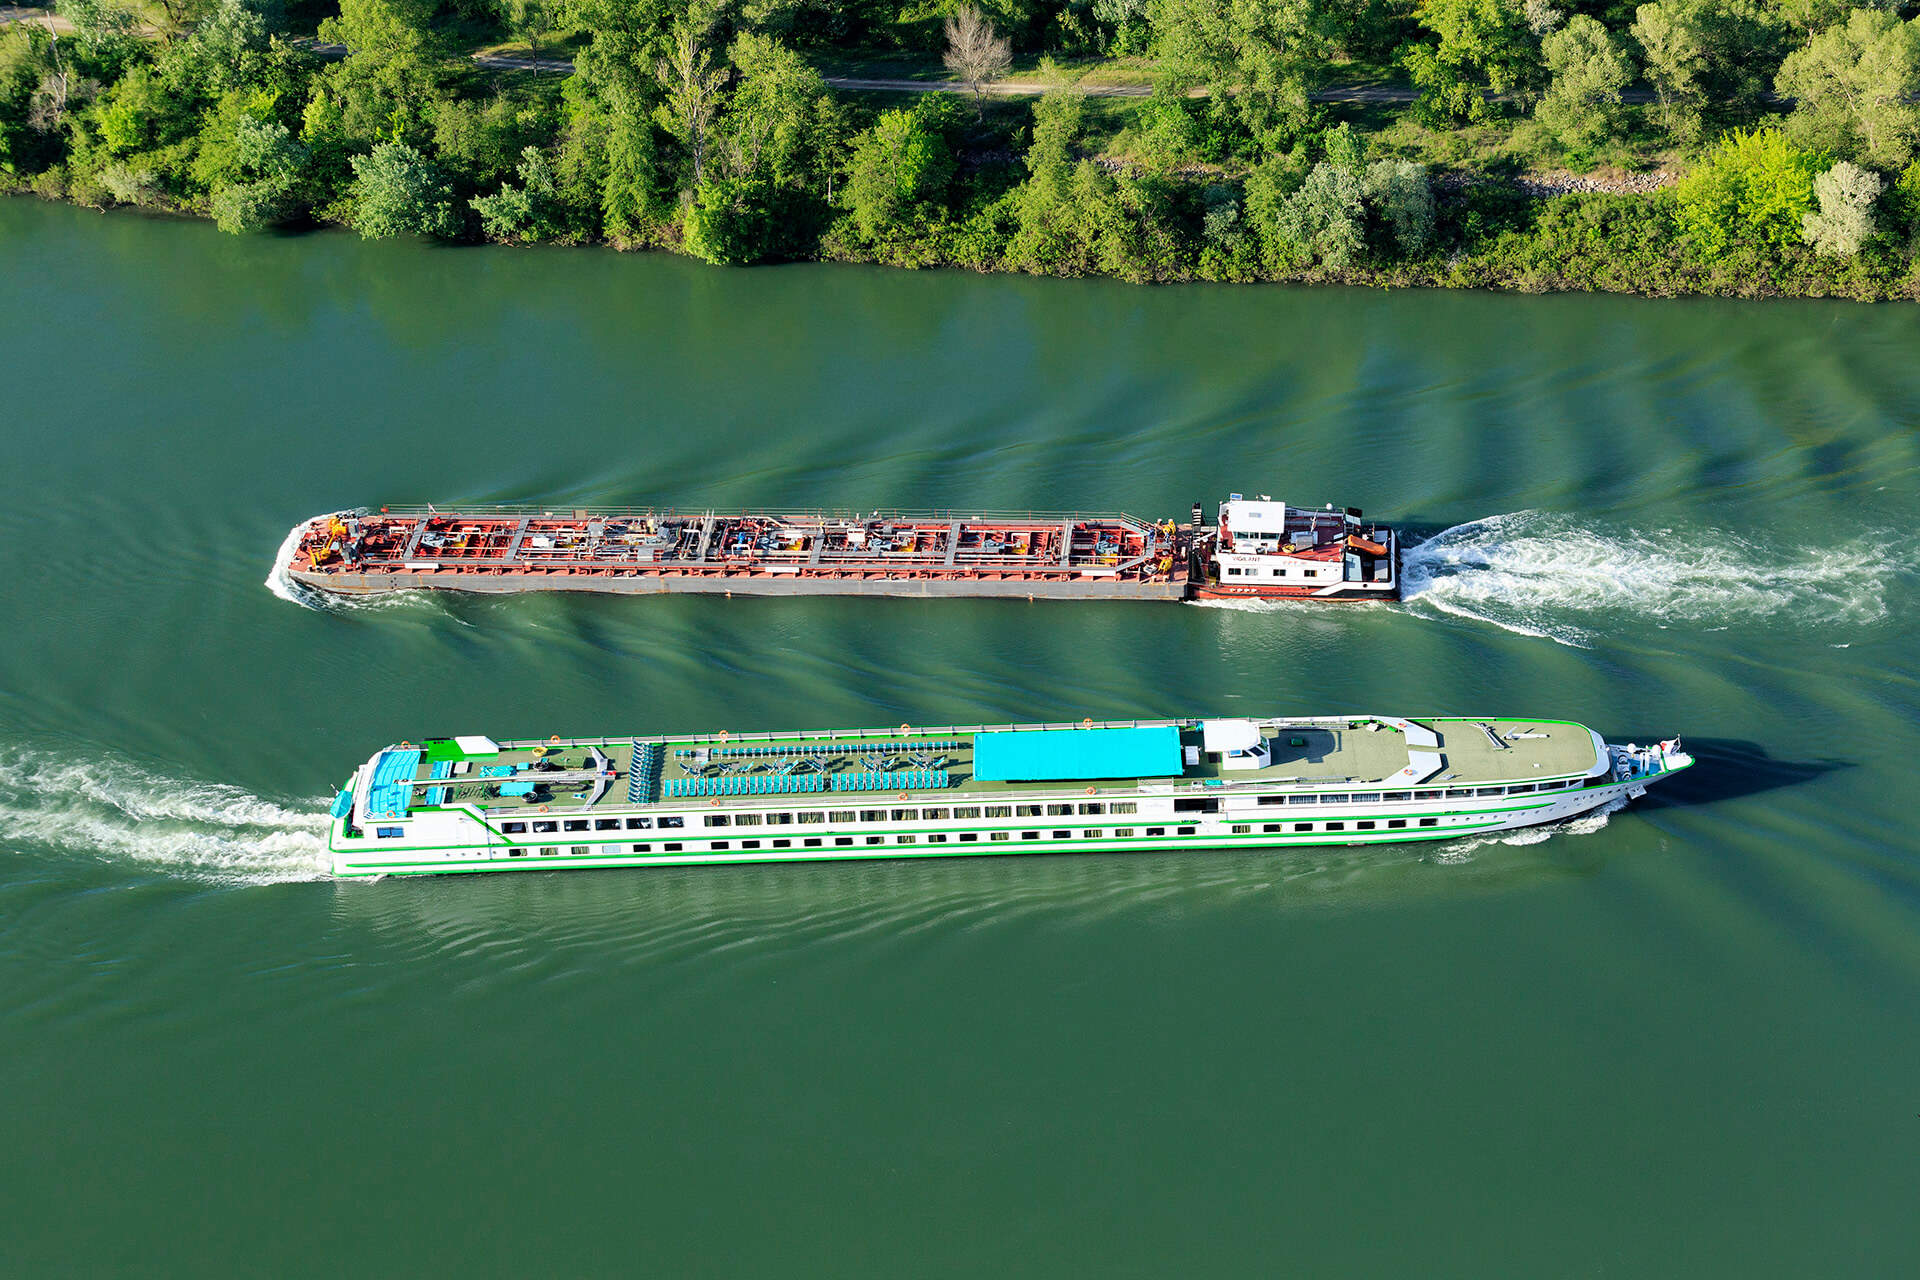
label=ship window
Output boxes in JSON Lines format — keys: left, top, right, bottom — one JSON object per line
{"left": 1475, "top": 787, "right": 1505, "bottom": 797}
{"left": 1273, "top": 569, "right": 1286, "bottom": 577}
{"left": 891, "top": 809, "right": 917, "bottom": 821}
{"left": 658, "top": 817, "right": 684, "bottom": 828}
{"left": 1081, "top": 829, "right": 1100, "bottom": 839}
{"left": 735, "top": 813, "right": 762, "bottom": 826}
{"left": 834, "top": 837, "right": 853, "bottom": 846}
{"left": 1114, "top": 828, "right": 1133, "bottom": 838}
{"left": 1052, "top": 830, "right": 1071, "bottom": 839}
{"left": 376, "top": 827, "right": 403, "bottom": 839}
{"left": 1382, "top": 792, "right": 1411, "bottom": 802}
{"left": 1507, "top": 784, "right": 1535, "bottom": 794}
{"left": 829, "top": 811, "right": 855, "bottom": 823}
{"left": 772, "top": 838, "right": 791, "bottom": 848}
{"left": 986, "top": 805, "right": 1012, "bottom": 818}
{"left": 897, "top": 835, "right": 916, "bottom": 844}
{"left": 1021, "top": 831, "right": 1041, "bottom": 840}
{"left": 928, "top": 834, "right": 947, "bottom": 843}
{"left": 803, "top": 838, "right": 822, "bottom": 847}
{"left": 1146, "top": 827, "right": 1165, "bottom": 836}
{"left": 1016, "top": 805, "right": 1043, "bottom": 817}
{"left": 989, "top": 832, "right": 1009, "bottom": 841}
{"left": 564, "top": 820, "right": 588, "bottom": 832}
{"left": 922, "top": 808, "right": 949, "bottom": 819}
{"left": 865, "top": 836, "right": 884, "bottom": 845}
{"left": 1263, "top": 823, "right": 1281, "bottom": 833}
{"left": 740, "top": 840, "right": 760, "bottom": 849}
{"left": 595, "top": 819, "right": 620, "bottom": 831}
{"left": 1325, "top": 822, "right": 1345, "bottom": 832}
{"left": 1418, "top": 818, "right": 1438, "bottom": 828}
{"left": 569, "top": 846, "right": 589, "bottom": 856}
{"left": 1294, "top": 823, "right": 1312, "bottom": 832}
{"left": 1445, "top": 789, "right": 1474, "bottom": 798}
{"left": 1173, "top": 798, "right": 1219, "bottom": 813}
{"left": 537, "top": 846, "right": 556, "bottom": 856}
{"left": 1289, "top": 795, "right": 1317, "bottom": 805}
{"left": 1078, "top": 803, "right": 1104, "bottom": 814}
{"left": 860, "top": 809, "right": 886, "bottom": 822}
{"left": 710, "top": 841, "right": 729, "bottom": 850}
{"left": 501, "top": 822, "right": 527, "bottom": 834}
{"left": 1232, "top": 824, "right": 1251, "bottom": 834}
{"left": 1110, "top": 802, "right": 1136, "bottom": 814}
{"left": 1316, "top": 795, "right": 1345, "bottom": 804}
{"left": 1357, "top": 821, "right": 1376, "bottom": 831}
{"left": 953, "top": 806, "right": 981, "bottom": 819}
{"left": 530, "top": 821, "right": 555, "bottom": 834}
{"left": 632, "top": 843, "right": 651, "bottom": 852}
{"left": 1387, "top": 820, "right": 1407, "bottom": 829}
{"left": 1351, "top": 793, "right": 1381, "bottom": 804}
{"left": 1258, "top": 796, "right": 1285, "bottom": 806}
{"left": 704, "top": 815, "right": 730, "bottom": 827}
{"left": 1226, "top": 567, "right": 1242, "bottom": 577}
{"left": 1046, "top": 804, "right": 1072, "bottom": 816}
{"left": 625, "top": 817, "right": 651, "bottom": 829}
{"left": 1177, "top": 825, "right": 1197, "bottom": 835}
{"left": 798, "top": 811, "right": 824, "bottom": 824}
{"left": 663, "top": 842, "right": 683, "bottom": 851}
{"left": 958, "top": 833, "right": 978, "bottom": 842}
{"left": 766, "top": 813, "right": 792, "bottom": 825}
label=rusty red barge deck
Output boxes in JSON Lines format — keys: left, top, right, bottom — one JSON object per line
{"left": 282, "top": 497, "right": 1400, "bottom": 602}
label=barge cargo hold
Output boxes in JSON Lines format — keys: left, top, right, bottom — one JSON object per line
{"left": 326, "top": 715, "right": 1691, "bottom": 878}
{"left": 282, "top": 493, "right": 1401, "bottom": 603}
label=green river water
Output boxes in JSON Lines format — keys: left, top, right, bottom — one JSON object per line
{"left": 3, "top": 196, "right": 1919, "bottom": 1277}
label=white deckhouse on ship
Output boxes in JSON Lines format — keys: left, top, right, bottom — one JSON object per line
{"left": 327, "top": 714, "right": 1689, "bottom": 878}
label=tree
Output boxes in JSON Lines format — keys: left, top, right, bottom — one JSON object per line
{"left": 207, "top": 117, "right": 308, "bottom": 231}
{"left": 1402, "top": 0, "right": 1543, "bottom": 126}
{"left": 943, "top": 4, "right": 1011, "bottom": 116}
{"left": 472, "top": 144, "right": 558, "bottom": 241}
{"left": 1364, "top": 158, "right": 1436, "bottom": 254}
{"left": 349, "top": 139, "right": 459, "bottom": 237}
{"left": 502, "top": 0, "right": 554, "bottom": 71}
{"left": 1775, "top": 10, "right": 1920, "bottom": 169}
{"left": 844, "top": 99, "right": 954, "bottom": 240}
{"left": 654, "top": 23, "right": 724, "bottom": 188}
{"left": 1536, "top": 14, "right": 1636, "bottom": 152}
{"left": 1674, "top": 126, "right": 1827, "bottom": 255}
{"left": 1800, "top": 158, "right": 1880, "bottom": 256}
{"left": 601, "top": 82, "right": 665, "bottom": 243}
{"left": 1270, "top": 160, "right": 1367, "bottom": 267}
{"left": 1150, "top": 0, "right": 1324, "bottom": 152}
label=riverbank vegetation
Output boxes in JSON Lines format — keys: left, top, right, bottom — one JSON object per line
{"left": 4, "top": 0, "right": 1920, "bottom": 297}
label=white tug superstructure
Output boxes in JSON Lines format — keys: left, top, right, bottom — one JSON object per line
{"left": 1192, "top": 495, "right": 1399, "bottom": 601}
{"left": 327, "top": 715, "right": 1689, "bottom": 878}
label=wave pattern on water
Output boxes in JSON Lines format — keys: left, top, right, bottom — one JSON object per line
{"left": 1400, "top": 511, "right": 1907, "bottom": 647}
{"left": 1433, "top": 796, "right": 1628, "bottom": 863}
{"left": 0, "top": 748, "right": 330, "bottom": 884}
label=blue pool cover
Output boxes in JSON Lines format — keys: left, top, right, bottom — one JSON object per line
{"left": 972, "top": 726, "right": 1183, "bottom": 782}
{"left": 366, "top": 748, "right": 423, "bottom": 819}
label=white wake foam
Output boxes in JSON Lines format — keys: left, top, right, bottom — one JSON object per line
{"left": 1401, "top": 511, "right": 1905, "bottom": 647}
{"left": 0, "top": 748, "right": 331, "bottom": 884}
{"left": 1432, "top": 797, "right": 1628, "bottom": 863}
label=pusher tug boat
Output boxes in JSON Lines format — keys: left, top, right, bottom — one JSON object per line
{"left": 285, "top": 493, "right": 1401, "bottom": 603}
{"left": 326, "top": 715, "right": 1690, "bottom": 878}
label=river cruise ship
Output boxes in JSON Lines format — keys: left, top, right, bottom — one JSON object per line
{"left": 283, "top": 492, "right": 1399, "bottom": 603}
{"left": 327, "top": 715, "right": 1690, "bottom": 878}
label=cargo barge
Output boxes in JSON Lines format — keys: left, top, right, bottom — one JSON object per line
{"left": 282, "top": 493, "right": 1400, "bottom": 602}
{"left": 326, "top": 715, "right": 1691, "bottom": 878}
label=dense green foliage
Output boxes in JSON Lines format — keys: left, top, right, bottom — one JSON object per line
{"left": 4, "top": 0, "right": 1920, "bottom": 297}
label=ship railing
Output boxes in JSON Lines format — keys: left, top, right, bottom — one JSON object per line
{"left": 371, "top": 504, "right": 1165, "bottom": 526}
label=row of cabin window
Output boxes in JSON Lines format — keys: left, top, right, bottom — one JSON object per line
{"left": 1254, "top": 781, "right": 1572, "bottom": 805}
{"left": 494, "top": 801, "right": 1141, "bottom": 837}
{"left": 505, "top": 819, "right": 1445, "bottom": 857}
{"left": 1223, "top": 566, "right": 1325, "bottom": 578}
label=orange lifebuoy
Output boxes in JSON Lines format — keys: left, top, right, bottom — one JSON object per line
{"left": 900, "top": 792, "right": 911, "bottom": 800}
{"left": 549, "top": 735, "right": 561, "bottom": 743}
{"left": 900, "top": 723, "right": 911, "bottom": 734}
{"left": 538, "top": 804, "right": 549, "bottom": 813}
{"left": 1082, "top": 718, "right": 1093, "bottom": 729}
{"left": 718, "top": 730, "right": 729, "bottom": 742}
{"left": 709, "top": 799, "right": 722, "bottom": 807}
{"left": 1086, "top": 787, "right": 1096, "bottom": 795}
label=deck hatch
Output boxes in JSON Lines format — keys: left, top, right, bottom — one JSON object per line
{"left": 972, "top": 726, "right": 1182, "bottom": 782}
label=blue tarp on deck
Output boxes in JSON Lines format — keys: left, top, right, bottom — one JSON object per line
{"left": 972, "top": 726, "right": 1183, "bottom": 782}
{"left": 366, "top": 748, "right": 422, "bottom": 819}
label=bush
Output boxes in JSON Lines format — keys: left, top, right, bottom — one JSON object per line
{"left": 349, "top": 140, "right": 459, "bottom": 238}
{"left": 1801, "top": 160, "right": 1881, "bottom": 258}
{"left": 1674, "top": 127, "right": 1827, "bottom": 257}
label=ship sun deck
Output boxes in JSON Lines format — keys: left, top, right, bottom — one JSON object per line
{"left": 362, "top": 718, "right": 1601, "bottom": 825}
